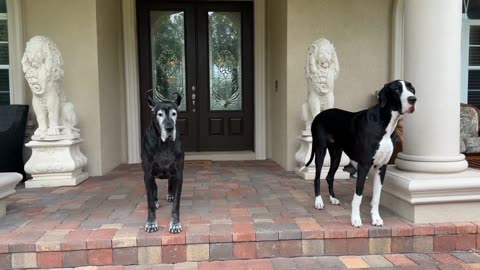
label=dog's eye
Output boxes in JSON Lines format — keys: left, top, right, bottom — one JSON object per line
{"left": 158, "top": 112, "right": 164, "bottom": 117}
{"left": 172, "top": 112, "right": 177, "bottom": 117}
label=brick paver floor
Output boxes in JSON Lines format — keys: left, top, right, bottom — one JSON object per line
{"left": 0, "top": 160, "right": 427, "bottom": 232}
{"left": 0, "top": 161, "right": 479, "bottom": 268}
{"left": 38, "top": 252, "right": 480, "bottom": 269}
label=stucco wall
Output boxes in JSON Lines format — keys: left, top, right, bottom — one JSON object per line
{"left": 266, "top": 0, "right": 288, "bottom": 169}
{"left": 96, "top": 0, "right": 128, "bottom": 174}
{"left": 267, "top": 0, "right": 393, "bottom": 170}
{"left": 22, "top": 0, "right": 127, "bottom": 176}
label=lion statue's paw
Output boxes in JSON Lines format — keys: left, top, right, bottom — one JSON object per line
{"left": 34, "top": 128, "right": 47, "bottom": 137}
{"left": 46, "top": 127, "right": 61, "bottom": 136}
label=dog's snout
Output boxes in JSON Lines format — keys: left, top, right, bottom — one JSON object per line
{"left": 407, "top": 96, "right": 417, "bottom": 105}
{"left": 165, "top": 126, "right": 174, "bottom": 132}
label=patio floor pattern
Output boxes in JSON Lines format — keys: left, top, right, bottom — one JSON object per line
{"left": 0, "top": 160, "right": 479, "bottom": 268}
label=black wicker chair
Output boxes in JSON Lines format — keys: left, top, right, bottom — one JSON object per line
{"left": 0, "top": 105, "right": 29, "bottom": 179}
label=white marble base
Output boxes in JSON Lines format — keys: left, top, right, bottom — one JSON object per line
{"left": 0, "top": 172, "right": 23, "bottom": 218}
{"left": 24, "top": 139, "right": 88, "bottom": 188}
{"left": 295, "top": 134, "right": 350, "bottom": 180}
{"left": 25, "top": 170, "right": 88, "bottom": 188}
{"left": 0, "top": 173, "right": 22, "bottom": 199}
{"left": 381, "top": 165, "right": 480, "bottom": 223}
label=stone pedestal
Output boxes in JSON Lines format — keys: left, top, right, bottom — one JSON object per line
{"left": 382, "top": 166, "right": 480, "bottom": 223}
{"left": 295, "top": 134, "right": 350, "bottom": 180}
{"left": 24, "top": 139, "right": 88, "bottom": 188}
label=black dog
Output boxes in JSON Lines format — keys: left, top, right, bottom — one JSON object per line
{"left": 303, "top": 80, "right": 416, "bottom": 228}
{"left": 141, "top": 92, "right": 184, "bottom": 234}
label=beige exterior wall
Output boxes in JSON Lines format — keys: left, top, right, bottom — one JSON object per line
{"left": 266, "top": 0, "right": 288, "bottom": 168}
{"left": 267, "top": 0, "right": 393, "bottom": 170}
{"left": 96, "top": 0, "right": 128, "bottom": 173}
{"left": 22, "top": 0, "right": 127, "bottom": 176}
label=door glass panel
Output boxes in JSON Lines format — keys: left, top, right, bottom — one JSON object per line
{"left": 208, "top": 11, "right": 242, "bottom": 111}
{"left": 150, "top": 11, "right": 186, "bottom": 111}
{"left": 0, "top": 69, "right": 9, "bottom": 105}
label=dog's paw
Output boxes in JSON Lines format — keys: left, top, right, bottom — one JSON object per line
{"left": 144, "top": 221, "right": 159, "bottom": 233}
{"left": 167, "top": 194, "right": 174, "bottom": 203}
{"left": 352, "top": 218, "right": 363, "bottom": 228}
{"left": 329, "top": 195, "right": 341, "bottom": 205}
{"left": 155, "top": 200, "right": 160, "bottom": 209}
{"left": 314, "top": 196, "right": 324, "bottom": 209}
{"left": 351, "top": 213, "right": 363, "bottom": 228}
{"left": 169, "top": 221, "right": 182, "bottom": 234}
{"left": 371, "top": 215, "right": 384, "bottom": 227}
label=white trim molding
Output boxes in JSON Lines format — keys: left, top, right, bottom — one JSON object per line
{"left": 186, "top": 151, "right": 256, "bottom": 161}
{"left": 254, "top": 0, "right": 267, "bottom": 160}
{"left": 6, "top": 0, "right": 26, "bottom": 104}
{"left": 122, "top": 0, "right": 267, "bottom": 162}
{"left": 461, "top": 18, "right": 470, "bottom": 104}
{"left": 461, "top": 19, "right": 480, "bottom": 103}
{"left": 391, "top": 0, "right": 404, "bottom": 80}
{"left": 122, "top": 0, "right": 142, "bottom": 163}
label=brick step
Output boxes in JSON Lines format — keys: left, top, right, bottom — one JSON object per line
{"left": 40, "top": 252, "right": 480, "bottom": 270}
{"left": 1, "top": 221, "right": 479, "bottom": 268}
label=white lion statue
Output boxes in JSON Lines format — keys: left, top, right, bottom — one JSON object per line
{"left": 22, "top": 36, "right": 79, "bottom": 140}
{"left": 301, "top": 38, "right": 340, "bottom": 132}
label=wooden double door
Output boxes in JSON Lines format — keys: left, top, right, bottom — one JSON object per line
{"left": 137, "top": 1, "right": 254, "bottom": 152}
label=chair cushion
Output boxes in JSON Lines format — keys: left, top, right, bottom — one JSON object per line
{"left": 465, "top": 137, "right": 480, "bottom": 153}
{"left": 461, "top": 106, "right": 479, "bottom": 138}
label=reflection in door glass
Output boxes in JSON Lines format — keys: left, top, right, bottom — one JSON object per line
{"left": 150, "top": 11, "right": 186, "bottom": 111}
{"left": 208, "top": 11, "right": 242, "bottom": 111}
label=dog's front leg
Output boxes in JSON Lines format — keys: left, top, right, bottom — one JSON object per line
{"left": 144, "top": 172, "right": 159, "bottom": 233}
{"left": 371, "top": 165, "right": 387, "bottom": 226}
{"left": 169, "top": 170, "right": 183, "bottom": 234}
{"left": 167, "top": 177, "right": 175, "bottom": 202}
{"left": 351, "top": 164, "right": 370, "bottom": 228}
{"left": 153, "top": 180, "right": 160, "bottom": 209}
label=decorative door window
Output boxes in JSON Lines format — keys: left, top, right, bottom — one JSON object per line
{"left": 208, "top": 11, "right": 242, "bottom": 111}
{"left": 150, "top": 11, "right": 186, "bottom": 111}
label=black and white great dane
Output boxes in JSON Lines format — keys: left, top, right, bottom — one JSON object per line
{"left": 142, "top": 91, "right": 184, "bottom": 234}
{"left": 303, "top": 80, "right": 416, "bottom": 227}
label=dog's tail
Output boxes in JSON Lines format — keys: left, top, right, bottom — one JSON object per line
{"left": 299, "top": 137, "right": 315, "bottom": 172}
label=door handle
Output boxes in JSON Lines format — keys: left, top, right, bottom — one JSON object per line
{"left": 192, "top": 87, "right": 196, "bottom": 112}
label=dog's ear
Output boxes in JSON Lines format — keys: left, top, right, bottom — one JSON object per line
{"left": 378, "top": 86, "right": 387, "bottom": 108}
{"left": 174, "top": 93, "right": 182, "bottom": 107}
{"left": 146, "top": 89, "right": 155, "bottom": 110}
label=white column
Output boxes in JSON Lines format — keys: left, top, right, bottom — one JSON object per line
{"left": 397, "top": 0, "right": 467, "bottom": 172}
{"left": 122, "top": 0, "right": 142, "bottom": 164}
{"left": 381, "top": 0, "right": 480, "bottom": 223}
